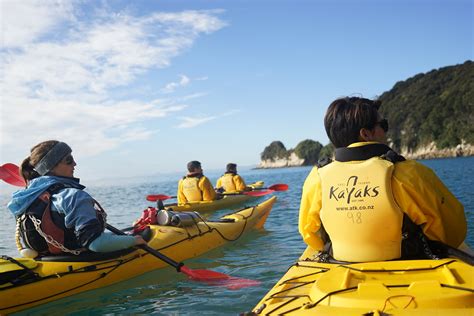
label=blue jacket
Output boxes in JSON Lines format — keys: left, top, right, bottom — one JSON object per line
{"left": 8, "top": 176, "right": 98, "bottom": 232}
{"left": 8, "top": 176, "right": 136, "bottom": 252}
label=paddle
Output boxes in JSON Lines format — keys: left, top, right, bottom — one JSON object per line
{"left": 146, "top": 183, "right": 289, "bottom": 202}
{"left": 147, "top": 194, "right": 176, "bottom": 202}
{"left": 0, "top": 163, "right": 26, "bottom": 187}
{"left": 106, "top": 224, "right": 259, "bottom": 289}
{"left": 254, "top": 183, "right": 289, "bottom": 192}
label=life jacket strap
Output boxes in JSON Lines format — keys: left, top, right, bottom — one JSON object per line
{"left": 18, "top": 182, "right": 88, "bottom": 256}
{"left": 28, "top": 214, "right": 83, "bottom": 255}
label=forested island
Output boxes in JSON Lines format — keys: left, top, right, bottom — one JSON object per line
{"left": 258, "top": 61, "right": 473, "bottom": 168}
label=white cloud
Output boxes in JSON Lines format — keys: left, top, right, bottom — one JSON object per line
{"left": 179, "top": 92, "right": 209, "bottom": 101}
{"left": 2, "top": 96, "right": 186, "bottom": 156}
{"left": 175, "top": 109, "right": 240, "bottom": 129}
{"left": 221, "top": 109, "right": 241, "bottom": 117}
{"left": 1, "top": 0, "right": 76, "bottom": 48}
{"left": 0, "top": 2, "right": 226, "bottom": 158}
{"left": 176, "top": 115, "right": 217, "bottom": 129}
{"left": 161, "top": 74, "right": 191, "bottom": 93}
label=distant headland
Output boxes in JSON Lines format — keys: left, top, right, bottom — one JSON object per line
{"left": 257, "top": 61, "right": 474, "bottom": 169}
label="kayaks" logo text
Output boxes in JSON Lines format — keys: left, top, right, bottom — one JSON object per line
{"left": 329, "top": 175, "right": 379, "bottom": 204}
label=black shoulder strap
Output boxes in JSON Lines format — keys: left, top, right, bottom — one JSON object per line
{"left": 316, "top": 157, "right": 332, "bottom": 168}
{"left": 381, "top": 150, "right": 406, "bottom": 163}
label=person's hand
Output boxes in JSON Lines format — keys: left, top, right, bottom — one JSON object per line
{"left": 134, "top": 235, "right": 147, "bottom": 245}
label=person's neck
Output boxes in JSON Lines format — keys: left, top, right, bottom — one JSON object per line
{"left": 187, "top": 172, "right": 203, "bottom": 177}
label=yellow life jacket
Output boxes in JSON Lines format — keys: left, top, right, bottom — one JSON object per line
{"left": 220, "top": 173, "right": 237, "bottom": 192}
{"left": 181, "top": 176, "right": 203, "bottom": 202}
{"left": 318, "top": 157, "right": 403, "bottom": 262}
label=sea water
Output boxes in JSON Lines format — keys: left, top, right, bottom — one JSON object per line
{"left": 0, "top": 156, "right": 472, "bottom": 315}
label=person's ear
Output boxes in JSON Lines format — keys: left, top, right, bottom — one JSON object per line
{"left": 359, "top": 128, "right": 373, "bottom": 141}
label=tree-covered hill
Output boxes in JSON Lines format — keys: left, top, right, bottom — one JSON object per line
{"left": 260, "top": 140, "right": 333, "bottom": 167}
{"left": 259, "top": 61, "right": 473, "bottom": 167}
{"left": 379, "top": 60, "right": 473, "bottom": 153}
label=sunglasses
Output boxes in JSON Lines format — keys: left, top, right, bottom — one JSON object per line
{"left": 375, "top": 119, "right": 389, "bottom": 132}
{"left": 62, "top": 155, "right": 75, "bottom": 165}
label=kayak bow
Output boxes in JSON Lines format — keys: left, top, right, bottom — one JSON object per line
{"left": 249, "top": 246, "right": 474, "bottom": 315}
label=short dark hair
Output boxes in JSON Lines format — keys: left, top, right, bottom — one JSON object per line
{"left": 324, "top": 97, "right": 381, "bottom": 147}
{"left": 226, "top": 163, "right": 237, "bottom": 172}
{"left": 187, "top": 160, "right": 201, "bottom": 172}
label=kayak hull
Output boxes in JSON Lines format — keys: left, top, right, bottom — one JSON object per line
{"left": 0, "top": 196, "right": 277, "bottom": 314}
{"left": 250, "top": 247, "right": 474, "bottom": 315}
{"left": 166, "top": 181, "right": 265, "bottom": 212}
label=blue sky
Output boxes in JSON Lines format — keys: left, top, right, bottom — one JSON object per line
{"left": 0, "top": 0, "right": 472, "bottom": 182}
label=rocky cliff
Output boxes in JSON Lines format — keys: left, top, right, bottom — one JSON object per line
{"left": 399, "top": 141, "right": 474, "bottom": 160}
{"left": 257, "top": 152, "right": 304, "bottom": 168}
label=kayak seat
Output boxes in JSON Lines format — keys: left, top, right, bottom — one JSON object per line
{"left": 37, "top": 227, "right": 153, "bottom": 262}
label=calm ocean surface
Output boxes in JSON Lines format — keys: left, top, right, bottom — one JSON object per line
{"left": 1, "top": 156, "right": 473, "bottom": 315}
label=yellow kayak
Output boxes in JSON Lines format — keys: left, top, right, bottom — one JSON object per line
{"left": 0, "top": 196, "right": 277, "bottom": 315}
{"left": 166, "top": 181, "right": 265, "bottom": 212}
{"left": 249, "top": 246, "right": 474, "bottom": 315}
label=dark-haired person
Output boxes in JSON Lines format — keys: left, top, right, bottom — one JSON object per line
{"left": 177, "top": 160, "right": 217, "bottom": 203}
{"left": 215, "top": 163, "right": 249, "bottom": 193}
{"left": 299, "top": 97, "right": 467, "bottom": 263}
{"left": 8, "top": 140, "right": 146, "bottom": 257}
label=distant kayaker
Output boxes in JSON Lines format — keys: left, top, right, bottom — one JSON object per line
{"left": 215, "top": 163, "right": 250, "bottom": 193}
{"left": 8, "top": 140, "right": 147, "bottom": 257}
{"left": 177, "top": 160, "right": 217, "bottom": 203}
{"left": 299, "top": 97, "right": 467, "bottom": 262}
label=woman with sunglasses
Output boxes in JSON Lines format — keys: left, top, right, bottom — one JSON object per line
{"left": 8, "top": 140, "right": 146, "bottom": 258}
{"left": 299, "top": 97, "right": 467, "bottom": 263}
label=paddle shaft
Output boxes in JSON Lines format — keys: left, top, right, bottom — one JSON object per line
{"left": 105, "top": 224, "right": 183, "bottom": 271}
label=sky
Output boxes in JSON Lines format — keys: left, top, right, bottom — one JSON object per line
{"left": 0, "top": 0, "right": 472, "bottom": 183}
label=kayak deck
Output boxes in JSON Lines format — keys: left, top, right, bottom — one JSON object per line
{"left": 0, "top": 196, "right": 276, "bottom": 314}
{"left": 250, "top": 248, "right": 474, "bottom": 315}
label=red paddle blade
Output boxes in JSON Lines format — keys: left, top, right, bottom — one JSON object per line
{"left": 180, "top": 266, "right": 230, "bottom": 280}
{"left": 180, "top": 266, "right": 260, "bottom": 290}
{"left": 244, "top": 190, "right": 273, "bottom": 197}
{"left": 268, "top": 183, "right": 288, "bottom": 191}
{"left": 146, "top": 194, "right": 174, "bottom": 202}
{"left": 0, "top": 163, "right": 26, "bottom": 187}
{"left": 0, "top": 167, "right": 9, "bottom": 178}
{"left": 220, "top": 277, "right": 260, "bottom": 290}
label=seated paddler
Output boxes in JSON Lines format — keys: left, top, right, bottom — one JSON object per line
{"left": 8, "top": 140, "right": 147, "bottom": 258}
{"left": 299, "top": 96, "right": 467, "bottom": 263}
{"left": 177, "top": 160, "right": 217, "bottom": 204}
{"left": 215, "top": 163, "right": 249, "bottom": 193}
